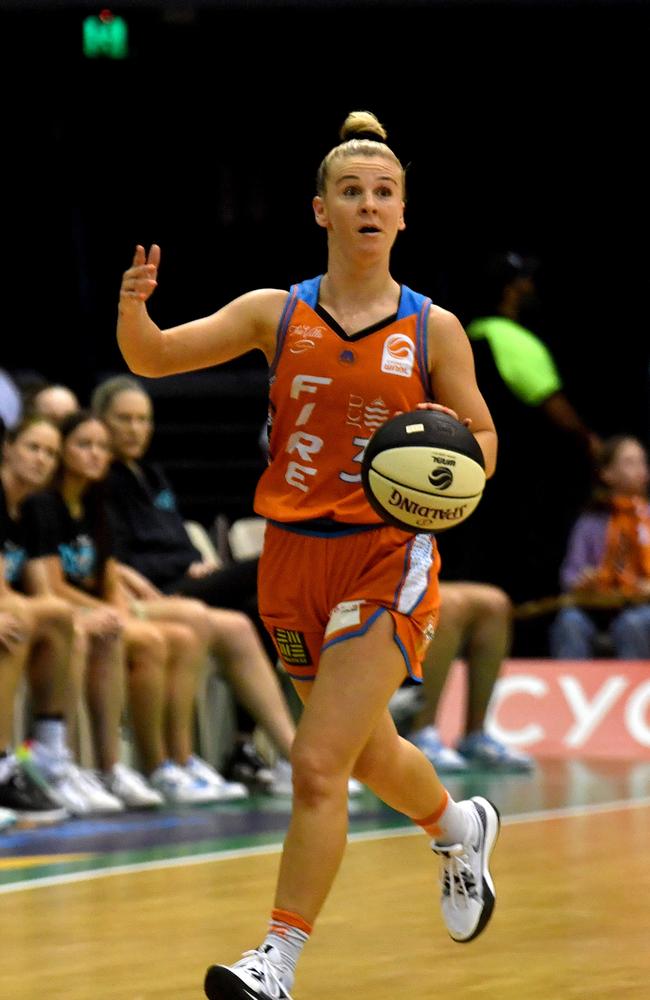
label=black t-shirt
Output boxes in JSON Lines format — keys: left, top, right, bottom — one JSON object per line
{"left": 105, "top": 460, "right": 200, "bottom": 589}
{"left": 21, "top": 490, "right": 110, "bottom": 596}
{"left": 0, "top": 479, "right": 31, "bottom": 588}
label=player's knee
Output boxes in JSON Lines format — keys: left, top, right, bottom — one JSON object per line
{"left": 290, "top": 746, "right": 348, "bottom": 806}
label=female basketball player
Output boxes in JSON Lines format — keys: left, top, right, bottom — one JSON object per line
{"left": 117, "top": 111, "right": 500, "bottom": 1000}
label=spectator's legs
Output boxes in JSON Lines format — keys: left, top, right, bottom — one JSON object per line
{"left": 462, "top": 585, "right": 512, "bottom": 733}
{"left": 549, "top": 607, "right": 598, "bottom": 658}
{"left": 609, "top": 606, "right": 650, "bottom": 659}
{"left": 411, "top": 583, "right": 511, "bottom": 733}
{"left": 83, "top": 627, "right": 126, "bottom": 772}
{"left": 135, "top": 597, "right": 296, "bottom": 761}
{"left": 157, "top": 621, "right": 204, "bottom": 765}
{"left": 25, "top": 597, "right": 75, "bottom": 725}
{"left": 0, "top": 598, "right": 31, "bottom": 750}
{"left": 411, "top": 585, "right": 468, "bottom": 732}
{"left": 123, "top": 619, "right": 167, "bottom": 773}
{"left": 209, "top": 609, "right": 295, "bottom": 760}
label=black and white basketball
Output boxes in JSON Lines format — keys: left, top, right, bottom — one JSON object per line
{"left": 361, "top": 409, "right": 486, "bottom": 533}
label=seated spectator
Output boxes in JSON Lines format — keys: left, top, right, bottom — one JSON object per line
{"left": 549, "top": 435, "right": 650, "bottom": 659}
{"left": 91, "top": 376, "right": 260, "bottom": 609}
{"left": 0, "top": 550, "right": 75, "bottom": 826}
{"left": 21, "top": 411, "right": 248, "bottom": 806}
{"left": 393, "top": 582, "right": 534, "bottom": 772}
{"left": 29, "top": 383, "right": 81, "bottom": 425}
{"left": 91, "top": 375, "right": 314, "bottom": 796}
{"left": 0, "top": 417, "right": 91, "bottom": 821}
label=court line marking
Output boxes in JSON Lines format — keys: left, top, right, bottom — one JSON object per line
{"left": 1, "top": 794, "right": 649, "bottom": 895}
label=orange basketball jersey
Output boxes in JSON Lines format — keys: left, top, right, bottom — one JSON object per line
{"left": 254, "top": 275, "right": 433, "bottom": 525}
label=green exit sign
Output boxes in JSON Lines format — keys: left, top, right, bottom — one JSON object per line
{"left": 83, "top": 10, "right": 128, "bottom": 60}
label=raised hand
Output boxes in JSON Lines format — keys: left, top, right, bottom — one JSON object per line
{"left": 119, "top": 244, "right": 161, "bottom": 305}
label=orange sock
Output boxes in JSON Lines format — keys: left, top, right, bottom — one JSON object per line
{"left": 262, "top": 908, "right": 313, "bottom": 978}
{"left": 268, "top": 907, "right": 313, "bottom": 938}
{"left": 414, "top": 791, "right": 475, "bottom": 846}
{"left": 413, "top": 791, "right": 449, "bottom": 838}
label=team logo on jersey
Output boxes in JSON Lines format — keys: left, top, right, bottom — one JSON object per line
{"left": 381, "top": 333, "right": 415, "bottom": 378}
{"left": 364, "top": 398, "right": 390, "bottom": 430}
{"left": 290, "top": 339, "right": 316, "bottom": 354}
{"left": 339, "top": 349, "right": 356, "bottom": 365}
{"left": 274, "top": 627, "right": 312, "bottom": 666}
{"left": 288, "top": 324, "right": 324, "bottom": 354}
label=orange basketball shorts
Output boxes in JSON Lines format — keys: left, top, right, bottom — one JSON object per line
{"left": 258, "top": 521, "right": 441, "bottom": 682}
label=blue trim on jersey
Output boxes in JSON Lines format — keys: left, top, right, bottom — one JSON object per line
{"left": 397, "top": 284, "right": 426, "bottom": 321}
{"left": 416, "top": 297, "right": 433, "bottom": 396}
{"left": 269, "top": 287, "right": 299, "bottom": 376}
{"left": 294, "top": 275, "right": 323, "bottom": 309}
{"left": 398, "top": 284, "right": 432, "bottom": 399}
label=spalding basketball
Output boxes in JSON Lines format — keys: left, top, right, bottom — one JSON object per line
{"left": 361, "top": 409, "right": 486, "bottom": 533}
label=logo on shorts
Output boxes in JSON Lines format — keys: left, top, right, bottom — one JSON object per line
{"left": 324, "top": 600, "right": 363, "bottom": 638}
{"left": 274, "top": 627, "right": 312, "bottom": 666}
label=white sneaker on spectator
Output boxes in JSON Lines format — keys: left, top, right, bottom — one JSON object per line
{"left": 3, "top": 751, "right": 69, "bottom": 825}
{"left": 183, "top": 755, "right": 249, "bottom": 800}
{"left": 149, "top": 761, "right": 224, "bottom": 805}
{"left": 23, "top": 742, "right": 124, "bottom": 816}
{"left": 0, "top": 806, "right": 18, "bottom": 832}
{"left": 104, "top": 762, "right": 164, "bottom": 808}
{"left": 268, "top": 758, "right": 363, "bottom": 798}
{"left": 456, "top": 731, "right": 535, "bottom": 772}
{"left": 408, "top": 725, "right": 469, "bottom": 773}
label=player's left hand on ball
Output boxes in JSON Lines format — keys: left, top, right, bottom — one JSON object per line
{"left": 413, "top": 402, "right": 473, "bottom": 429}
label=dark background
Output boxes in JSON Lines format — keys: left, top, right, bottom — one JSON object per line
{"left": 1, "top": 0, "right": 648, "bottom": 649}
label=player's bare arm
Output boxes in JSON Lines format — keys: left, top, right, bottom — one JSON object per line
{"left": 118, "top": 244, "right": 288, "bottom": 376}
{"left": 427, "top": 305, "right": 498, "bottom": 478}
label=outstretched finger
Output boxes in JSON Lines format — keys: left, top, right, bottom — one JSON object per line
{"left": 147, "top": 244, "right": 161, "bottom": 269}
{"left": 132, "top": 244, "right": 146, "bottom": 267}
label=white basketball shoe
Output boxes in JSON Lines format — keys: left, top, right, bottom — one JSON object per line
{"left": 431, "top": 796, "right": 500, "bottom": 942}
{"left": 204, "top": 944, "right": 294, "bottom": 1000}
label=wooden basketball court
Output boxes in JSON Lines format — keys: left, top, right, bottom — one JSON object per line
{"left": 1, "top": 759, "right": 649, "bottom": 999}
